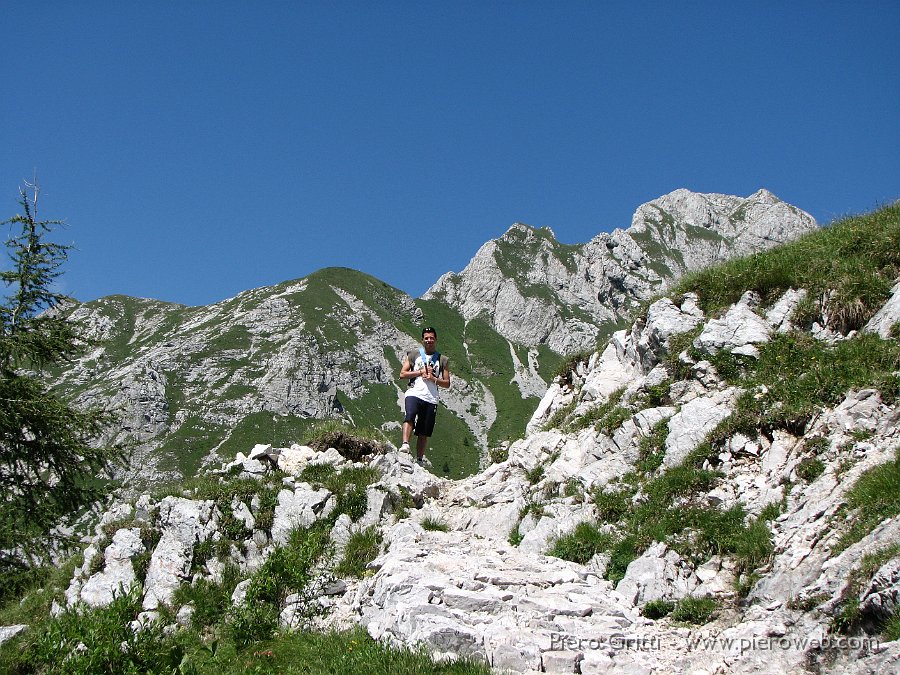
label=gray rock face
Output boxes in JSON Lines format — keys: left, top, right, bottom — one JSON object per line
{"left": 694, "top": 292, "right": 771, "bottom": 357}
{"left": 426, "top": 189, "right": 816, "bottom": 353}
{"left": 0, "top": 625, "right": 27, "bottom": 646}
{"left": 271, "top": 484, "right": 335, "bottom": 544}
{"left": 142, "top": 497, "right": 215, "bottom": 611}
{"left": 860, "top": 558, "right": 900, "bottom": 622}
{"left": 78, "top": 528, "right": 145, "bottom": 608}
{"left": 864, "top": 279, "right": 900, "bottom": 338}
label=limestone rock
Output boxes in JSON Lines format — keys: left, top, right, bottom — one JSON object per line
{"left": 271, "top": 483, "right": 335, "bottom": 544}
{"left": 663, "top": 388, "right": 737, "bottom": 468}
{"left": 694, "top": 292, "right": 771, "bottom": 357}
{"left": 77, "top": 528, "right": 146, "bottom": 608}
{"left": 859, "top": 557, "right": 900, "bottom": 622}
{"left": 0, "top": 625, "right": 27, "bottom": 646}
{"left": 863, "top": 279, "right": 900, "bottom": 338}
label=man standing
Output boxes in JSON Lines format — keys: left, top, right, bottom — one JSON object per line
{"left": 399, "top": 327, "right": 450, "bottom": 465}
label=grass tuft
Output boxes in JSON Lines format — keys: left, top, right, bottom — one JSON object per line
{"left": 835, "top": 448, "right": 900, "bottom": 552}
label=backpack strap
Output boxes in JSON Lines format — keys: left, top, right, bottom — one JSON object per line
{"left": 406, "top": 349, "right": 419, "bottom": 387}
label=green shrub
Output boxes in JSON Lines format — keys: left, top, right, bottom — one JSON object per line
{"left": 489, "top": 446, "right": 509, "bottom": 464}
{"left": 525, "top": 463, "right": 545, "bottom": 485}
{"left": 836, "top": 448, "right": 900, "bottom": 551}
{"left": 421, "top": 517, "right": 450, "bottom": 532}
{"left": 593, "top": 485, "right": 635, "bottom": 523}
{"left": 606, "top": 536, "right": 639, "bottom": 585}
{"left": 636, "top": 419, "right": 669, "bottom": 474}
{"left": 335, "top": 526, "right": 382, "bottom": 578}
{"left": 507, "top": 522, "right": 524, "bottom": 547}
{"left": 637, "top": 380, "right": 672, "bottom": 408}
{"left": 232, "top": 625, "right": 493, "bottom": 674}
{"left": 671, "top": 596, "right": 718, "bottom": 624}
{"left": 883, "top": 613, "right": 900, "bottom": 641}
{"left": 238, "top": 522, "right": 332, "bottom": 641}
{"left": 173, "top": 563, "right": 242, "bottom": 629}
{"left": 641, "top": 599, "right": 675, "bottom": 619}
{"left": 563, "top": 478, "right": 583, "bottom": 499}
{"left": 8, "top": 587, "right": 182, "bottom": 673}
{"left": 227, "top": 600, "right": 280, "bottom": 649}
{"left": 548, "top": 522, "right": 614, "bottom": 564}
{"left": 796, "top": 457, "right": 826, "bottom": 482}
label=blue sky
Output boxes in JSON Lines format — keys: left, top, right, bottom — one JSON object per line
{"left": 3, "top": 2, "right": 898, "bottom": 307}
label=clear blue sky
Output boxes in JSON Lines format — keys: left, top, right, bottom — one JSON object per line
{"left": 3, "top": 2, "right": 898, "bottom": 307}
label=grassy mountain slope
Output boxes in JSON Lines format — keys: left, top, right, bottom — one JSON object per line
{"left": 52, "top": 268, "right": 553, "bottom": 486}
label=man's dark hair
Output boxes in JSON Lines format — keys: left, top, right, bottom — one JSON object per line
{"left": 422, "top": 326, "right": 437, "bottom": 338}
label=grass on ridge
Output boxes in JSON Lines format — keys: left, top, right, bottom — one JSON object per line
{"left": 673, "top": 202, "right": 900, "bottom": 332}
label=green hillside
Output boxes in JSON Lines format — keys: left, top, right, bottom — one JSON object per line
{"left": 52, "top": 267, "right": 558, "bottom": 484}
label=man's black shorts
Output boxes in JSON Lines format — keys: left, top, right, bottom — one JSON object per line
{"left": 404, "top": 396, "right": 437, "bottom": 437}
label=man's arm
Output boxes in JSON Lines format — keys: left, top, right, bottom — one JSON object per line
{"left": 435, "top": 362, "right": 451, "bottom": 389}
{"left": 400, "top": 356, "right": 424, "bottom": 381}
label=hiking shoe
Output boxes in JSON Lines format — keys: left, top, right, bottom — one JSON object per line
{"left": 399, "top": 442, "right": 410, "bottom": 454}
{"left": 416, "top": 457, "right": 425, "bottom": 466}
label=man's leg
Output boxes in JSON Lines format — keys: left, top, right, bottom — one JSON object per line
{"left": 415, "top": 402, "right": 437, "bottom": 463}
{"left": 400, "top": 397, "right": 418, "bottom": 452}
{"left": 415, "top": 434, "right": 428, "bottom": 461}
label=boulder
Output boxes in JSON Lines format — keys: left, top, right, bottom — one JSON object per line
{"left": 78, "top": 528, "right": 145, "bottom": 608}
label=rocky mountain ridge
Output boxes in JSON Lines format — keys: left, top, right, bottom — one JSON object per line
{"left": 425, "top": 188, "right": 817, "bottom": 354}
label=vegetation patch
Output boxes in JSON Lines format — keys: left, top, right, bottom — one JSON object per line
{"left": 564, "top": 387, "right": 628, "bottom": 434}
{"left": 550, "top": 446, "right": 774, "bottom": 591}
{"left": 547, "top": 522, "right": 614, "bottom": 565}
{"left": 671, "top": 596, "right": 718, "bottom": 624}
{"left": 831, "top": 543, "right": 900, "bottom": 637}
{"left": 834, "top": 447, "right": 900, "bottom": 552}
{"left": 673, "top": 202, "right": 900, "bottom": 331}
{"left": 421, "top": 517, "right": 450, "bottom": 532}
{"left": 335, "top": 526, "right": 383, "bottom": 578}
{"left": 641, "top": 599, "right": 676, "bottom": 620}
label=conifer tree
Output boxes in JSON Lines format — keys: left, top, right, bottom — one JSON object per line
{"left": 0, "top": 183, "right": 119, "bottom": 599}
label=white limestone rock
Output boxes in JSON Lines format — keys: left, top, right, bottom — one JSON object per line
{"left": 518, "top": 501, "right": 597, "bottom": 555}
{"left": 0, "top": 625, "right": 27, "bottom": 646}
{"left": 765, "top": 288, "right": 808, "bottom": 333}
{"left": 694, "top": 292, "right": 771, "bottom": 356}
{"left": 863, "top": 279, "right": 900, "bottom": 338}
{"left": 276, "top": 444, "right": 317, "bottom": 474}
{"left": 77, "top": 528, "right": 146, "bottom": 608}
{"left": 142, "top": 497, "right": 215, "bottom": 611}
{"left": 616, "top": 542, "right": 699, "bottom": 605}
{"left": 663, "top": 388, "right": 738, "bottom": 468}
{"left": 270, "top": 483, "right": 335, "bottom": 545}
{"left": 859, "top": 557, "right": 900, "bottom": 622}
